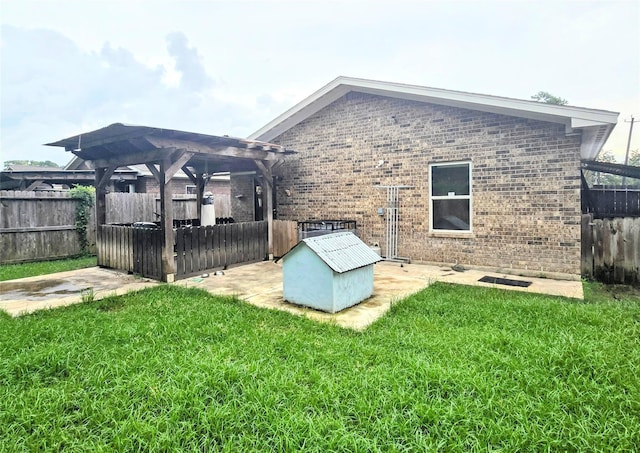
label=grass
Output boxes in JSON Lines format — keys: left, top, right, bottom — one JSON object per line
{"left": 1, "top": 282, "right": 639, "bottom": 451}
{"left": 0, "top": 256, "right": 97, "bottom": 282}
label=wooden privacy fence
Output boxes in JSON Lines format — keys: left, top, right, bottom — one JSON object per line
{"left": 106, "top": 193, "right": 230, "bottom": 224}
{"left": 582, "top": 187, "right": 640, "bottom": 218}
{"left": 273, "top": 220, "right": 298, "bottom": 257}
{"left": 0, "top": 191, "right": 96, "bottom": 264}
{"left": 98, "top": 221, "right": 268, "bottom": 280}
{"left": 582, "top": 214, "right": 640, "bottom": 285}
{"left": 175, "top": 221, "right": 267, "bottom": 278}
{"left": 98, "top": 225, "right": 162, "bottom": 280}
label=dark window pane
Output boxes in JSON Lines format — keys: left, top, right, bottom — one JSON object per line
{"left": 433, "top": 199, "right": 470, "bottom": 230}
{"left": 432, "top": 164, "right": 470, "bottom": 196}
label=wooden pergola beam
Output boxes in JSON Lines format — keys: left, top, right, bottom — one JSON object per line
{"left": 145, "top": 163, "right": 161, "bottom": 183}
{"left": 181, "top": 165, "right": 198, "bottom": 185}
{"left": 146, "top": 137, "right": 282, "bottom": 161}
{"left": 25, "top": 180, "right": 44, "bottom": 191}
{"left": 62, "top": 130, "right": 150, "bottom": 151}
{"left": 163, "top": 150, "right": 193, "bottom": 184}
{"left": 91, "top": 148, "right": 177, "bottom": 168}
{"left": 96, "top": 166, "right": 117, "bottom": 191}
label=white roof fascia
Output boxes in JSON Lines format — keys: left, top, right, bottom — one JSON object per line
{"left": 249, "top": 76, "right": 618, "bottom": 159}
{"left": 580, "top": 124, "right": 615, "bottom": 161}
{"left": 249, "top": 79, "right": 350, "bottom": 141}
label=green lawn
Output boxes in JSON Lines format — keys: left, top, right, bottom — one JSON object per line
{"left": 0, "top": 256, "right": 97, "bottom": 282}
{"left": 1, "top": 282, "right": 639, "bottom": 451}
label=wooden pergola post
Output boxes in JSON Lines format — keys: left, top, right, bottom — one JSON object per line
{"left": 158, "top": 150, "right": 193, "bottom": 282}
{"left": 180, "top": 165, "right": 207, "bottom": 222}
{"left": 94, "top": 166, "right": 116, "bottom": 267}
{"left": 95, "top": 166, "right": 116, "bottom": 227}
{"left": 159, "top": 158, "right": 176, "bottom": 282}
{"left": 255, "top": 160, "right": 275, "bottom": 259}
{"left": 196, "top": 173, "right": 206, "bottom": 222}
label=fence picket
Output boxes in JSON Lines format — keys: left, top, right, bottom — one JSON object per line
{"left": 0, "top": 191, "right": 96, "bottom": 263}
{"left": 165, "top": 222, "right": 268, "bottom": 278}
{"left": 584, "top": 215, "right": 640, "bottom": 285}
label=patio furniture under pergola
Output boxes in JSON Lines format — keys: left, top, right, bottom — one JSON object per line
{"left": 47, "top": 123, "right": 294, "bottom": 282}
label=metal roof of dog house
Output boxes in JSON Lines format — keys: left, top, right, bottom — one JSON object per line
{"left": 286, "top": 232, "right": 382, "bottom": 273}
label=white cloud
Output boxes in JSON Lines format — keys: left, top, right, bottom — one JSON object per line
{"left": 1, "top": 0, "right": 638, "bottom": 166}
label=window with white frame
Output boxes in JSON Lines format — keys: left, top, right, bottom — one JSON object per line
{"left": 186, "top": 185, "right": 197, "bottom": 195}
{"left": 430, "top": 161, "right": 472, "bottom": 232}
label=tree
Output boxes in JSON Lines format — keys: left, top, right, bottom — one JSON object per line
{"left": 3, "top": 160, "right": 61, "bottom": 169}
{"left": 531, "top": 91, "right": 568, "bottom": 105}
{"left": 583, "top": 149, "right": 640, "bottom": 186}
{"left": 595, "top": 150, "right": 622, "bottom": 186}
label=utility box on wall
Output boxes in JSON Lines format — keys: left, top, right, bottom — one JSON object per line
{"left": 282, "top": 232, "right": 382, "bottom": 313}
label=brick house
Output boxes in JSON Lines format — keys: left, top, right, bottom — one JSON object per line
{"left": 236, "top": 77, "right": 618, "bottom": 277}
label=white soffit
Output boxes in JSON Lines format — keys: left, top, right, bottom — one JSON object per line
{"left": 249, "top": 76, "right": 619, "bottom": 160}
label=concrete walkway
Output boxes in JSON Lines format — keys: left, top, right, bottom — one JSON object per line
{"left": 1, "top": 262, "right": 583, "bottom": 329}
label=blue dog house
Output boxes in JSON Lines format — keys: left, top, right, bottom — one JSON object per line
{"left": 282, "top": 232, "right": 382, "bottom": 313}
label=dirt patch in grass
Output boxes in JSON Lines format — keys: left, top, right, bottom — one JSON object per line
{"left": 584, "top": 281, "right": 640, "bottom": 304}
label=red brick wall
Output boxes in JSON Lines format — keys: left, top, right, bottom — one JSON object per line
{"left": 270, "top": 92, "right": 582, "bottom": 276}
{"left": 230, "top": 175, "right": 256, "bottom": 222}
{"left": 136, "top": 177, "right": 230, "bottom": 197}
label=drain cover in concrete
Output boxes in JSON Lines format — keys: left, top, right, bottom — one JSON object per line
{"left": 478, "top": 276, "right": 532, "bottom": 287}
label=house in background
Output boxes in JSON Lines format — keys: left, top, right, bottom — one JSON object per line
{"left": 235, "top": 76, "right": 618, "bottom": 277}
{"left": 0, "top": 164, "right": 138, "bottom": 191}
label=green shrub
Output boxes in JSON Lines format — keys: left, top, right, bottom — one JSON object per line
{"left": 69, "top": 185, "right": 95, "bottom": 255}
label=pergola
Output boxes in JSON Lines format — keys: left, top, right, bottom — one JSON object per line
{"left": 47, "top": 123, "right": 294, "bottom": 282}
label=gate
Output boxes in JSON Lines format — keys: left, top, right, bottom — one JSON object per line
{"left": 175, "top": 221, "right": 268, "bottom": 278}
{"left": 582, "top": 214, "right": 640, "bottom": 285}
{"left": 98, "top": 225, "right": 162, "bottom": 280}
{"left": 273, "top": 220, "right": 298, "bottom": 257}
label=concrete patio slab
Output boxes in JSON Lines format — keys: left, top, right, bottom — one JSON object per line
{"left": 0, "top": 267, "right": 157, "bottom": 316}
{"left": 1, "top": 261, "right": 583, "bottom": 330}
{"left": 179, "top": 261, "right": 584, "bottom": 330}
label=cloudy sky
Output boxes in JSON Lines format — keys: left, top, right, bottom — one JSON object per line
{"left": 1, "top": 0, "right": 639, "bottom": 167}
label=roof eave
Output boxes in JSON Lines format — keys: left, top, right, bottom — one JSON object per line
{"left": 580, "top": 123, "right": 617, "bottom": 160}
{"left": 249, "top": 78, "right": 349, "bottom": 141}
{"left": 249, "top": 77, "right": 619, "bottom": 158}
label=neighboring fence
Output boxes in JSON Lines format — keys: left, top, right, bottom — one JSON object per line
{"left": 0, "top": 191, "right": 96, "bottom": 264}
{"left": 582, "top": 214, "right": 640, "bottom": 285}
{"left": 105, "top": 193, "right": 231, "bottom": 224}
{"left": 273, "top": 220, "right": 298, "bottom": 257}
{"left": 582, "top": 187, "right": 640, "bottom": 218}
